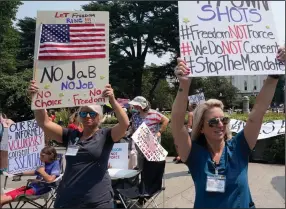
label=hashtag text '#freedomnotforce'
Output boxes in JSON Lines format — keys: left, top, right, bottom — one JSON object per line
{"left": 185, "top": 54, "right": 285, "bottom": 75}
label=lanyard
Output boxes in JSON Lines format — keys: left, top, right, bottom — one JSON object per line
{"left": 209, "top": 142, "right": 228, "bottom": 175}
{"left": 74, "top": 137, "right": 80, "bottom": 145}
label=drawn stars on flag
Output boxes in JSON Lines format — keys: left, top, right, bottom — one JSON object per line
{"left": 183, "top": 18, "right": 190, "bottom": 24}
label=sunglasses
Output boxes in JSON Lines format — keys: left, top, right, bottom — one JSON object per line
{"left": 79, "top": 111, "right": 98, "bottom": 118}
{"left": 207, "top": 117, "right": 230, "bottom": 127}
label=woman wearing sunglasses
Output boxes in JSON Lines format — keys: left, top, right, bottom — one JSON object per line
{"left": 171, "top": 45, "right": 285, "bottom": 208}
{"left": 28, "top": 82, "right": 129, "bottom": 208}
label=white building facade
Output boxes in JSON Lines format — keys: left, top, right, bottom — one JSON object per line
{"left": 230, "top": 75, "right": 268, "bottom": 96}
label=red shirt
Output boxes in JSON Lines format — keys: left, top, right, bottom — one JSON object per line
{"left": 67, "top": 123, "right": 83, "bottom": 132}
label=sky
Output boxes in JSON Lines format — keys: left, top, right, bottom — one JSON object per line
{"left": 16, "top": 1, "right": 285, "bottom": 65}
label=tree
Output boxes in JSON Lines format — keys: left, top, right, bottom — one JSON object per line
{"left": 201, "top": 77, "right": 239, "bottom": 108}
{"left": 0, "top": 69, "right": 34, "bottom": 121}
{"left": 16, "top": 17, "right": 36, "bottom": 71}
{"left": 82, "top": 1, "right": 179, "bottom": 97}
{"left": 0, "top": 1, "right": 22, "bottom": 74}
{"left": 272, "top": 77, "right": 285, "bottom": 106}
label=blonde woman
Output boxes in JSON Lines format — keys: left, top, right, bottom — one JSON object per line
{"left": 171, "top": 46, "right": 285, "bottom": 208}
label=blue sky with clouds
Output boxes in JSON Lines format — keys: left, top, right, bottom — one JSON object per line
{"left": 16, "top": 1, "right": 285, "bottom": 65}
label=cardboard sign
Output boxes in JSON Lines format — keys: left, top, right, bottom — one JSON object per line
{"left": 188, "top": 92, "right": 205, "bottom": 105}
{"left": 32, "top": 11, "right": 109, "bottom": 110}
{"left": 178, "top": 1, "right": 285, "bottom": 77}
{"left": 230, "top": 119, "right": 285, "bottom": 139}
{"left": 8, "top": 120, "right": 45, "bottom": 174}
{"left": 132, "top": 123, "right": 168, "bottom": 161}
{"left": 109, "top": 143, "right": 128, "bottom": 169}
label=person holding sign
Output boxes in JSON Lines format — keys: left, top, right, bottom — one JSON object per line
{"left": 0, "top": 147, "right": 60, "bottom": 207}
{"left": 129, "top": 96, "right": 169, "bottom": 170}
{"left": 171, "top": 45, "right": 285, "bottom": 208}
{"left": 28, "top": 81, "right": 129, "bottom": 208}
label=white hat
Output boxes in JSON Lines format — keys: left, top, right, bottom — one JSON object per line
{"left": 78, "top": 105, "right": 103, "bottom": 116}
{"left": 128, "top": 96, "right": 148, "bottom": 109}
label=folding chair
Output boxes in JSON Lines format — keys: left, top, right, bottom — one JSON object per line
{"left": 117, "top": 159, "right": 166, "bottom": 208}
{"left": 2, "top": 154, "right": 64, "bottom": 209}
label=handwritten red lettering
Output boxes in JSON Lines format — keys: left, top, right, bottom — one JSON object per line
{"left": 55, "top": 12, "right": 70, "bottom": 18}
{"left": 73, "top": 94, "right": 106, "bottom": 106}
{"left": 89, "top": 88, "right": 102, "bottom": 97}
{"left": 35, "top": 99, "right": 62, "bottom": 108}
{"left": 8, "top": 136, "right": 40, "bottom": 151}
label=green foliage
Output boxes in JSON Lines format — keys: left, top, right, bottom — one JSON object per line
{"left": 263, "top": 135, "right": 285, "bottom": 164}
{"left": 82, "top": 1, "right": 178, "bottom": 97}
{"left": 0, "top": 69, "right": 33, "bottom": 121}
{"left": 230, "top": 112, "right": 285, "bottom": 122}
{"left": 142, "top": 68, "right": 175, "bottom": 110}
{"left": 16, "top": 17, "right": 36, "bottom": 70}
{"left": 0, "top": 1, "right": 22, "bottom": 74}
{"left": 54, "top": 109, "right": 72, "bottom": 127}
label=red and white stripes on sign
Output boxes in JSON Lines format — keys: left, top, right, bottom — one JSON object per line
{"left": 38, "top": 23, "right": 106, "bottom": 60}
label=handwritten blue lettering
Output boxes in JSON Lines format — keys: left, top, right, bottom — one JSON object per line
{"left": 61, "top": 80, "right": 94, "bottom": 90}
{"left": 197, "top": 5, "right": 262, "bottom": 23}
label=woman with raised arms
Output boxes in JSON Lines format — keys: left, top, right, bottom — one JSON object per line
{"left": 170, "top": 45, "right": 285, "bottom": 208}
{"left": 28, "top": 81, "right": 129, "bottom": 208}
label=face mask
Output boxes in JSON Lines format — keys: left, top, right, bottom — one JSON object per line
{"left": 131, "top": 109, "right": 138, "bottom": 113}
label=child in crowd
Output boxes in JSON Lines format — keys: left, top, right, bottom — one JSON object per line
{"left": 0, "top": 147, "right": 61, "bottom": 207}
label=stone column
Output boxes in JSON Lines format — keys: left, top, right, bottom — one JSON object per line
{"left": 242, "top": 96, "right": 250, "bottom": 113}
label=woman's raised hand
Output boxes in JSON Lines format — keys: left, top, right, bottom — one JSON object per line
{"left": 27, "top": 80, "right": 39, "bottom": 98}
{"left": 174, "top": 58, "right": 191, "bottom": 83}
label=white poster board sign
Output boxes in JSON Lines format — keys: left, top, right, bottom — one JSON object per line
{"left": 8, "top": 120, "right": 45, "bottom": 174}
{"left": 0, "top": 128, "right": 8, "bottom": 151}
{"left": 132, "top": 123, "right": 168, "bottom": 161}
{"left": 178, "top": 1, "right": 285, "bottom": 77}
{"left": 188, "top": 92, "right": 205, "bottom": 105}
{"left": 230, "top": 119, "right": 285, "bottom": 139}
{"left": 108, "top": 143, "right": 128, "bottom": 169}
{"left": 32, "top": 11, "right": 109, "bottom": 110}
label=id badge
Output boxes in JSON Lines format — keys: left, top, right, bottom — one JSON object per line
{"left": 66, "top": 145, "right": 79, "bottom": 156}
{"left": 206, "top": 175, "right": 226, "bottom": 193}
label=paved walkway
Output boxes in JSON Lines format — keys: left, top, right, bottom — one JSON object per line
{"left": 1, "top": 157, "right": 285, "bottom": 208}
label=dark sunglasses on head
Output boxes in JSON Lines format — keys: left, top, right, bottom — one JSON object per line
{"left": 79, "top": 111, "right": 98, "bottom": 118}
{"left": 208, "top": 117, "right": 230, "bottom": 127}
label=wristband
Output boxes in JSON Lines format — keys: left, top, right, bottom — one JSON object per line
{"left": 268, "top": 75, "right": 280, "bottom": 79}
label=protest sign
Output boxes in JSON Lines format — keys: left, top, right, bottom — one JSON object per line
{"left": 108, "top": 143, "right": 128, "bottom": 169}
{"left": 178, "top": 1, "right": 285, "bottom": 77}
{"left": 8, "top": 120, "right": 45, "bottom": 174}
{"left": 132, "top": 123, "right": 168, "bottom": 161}
{"left": 117, "top": 98, "right": 130, "bottom": 107}
{"left": 188, "top": 92, "right": 205, "bottom": 105}
{"left": 32, "top": 11, "right": 109, "bottom": 110}
{"left": 230, "top": 119, "right": 285, "bottom": 139}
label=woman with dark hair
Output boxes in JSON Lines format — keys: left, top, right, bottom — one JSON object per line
{"left": 0, "top": 147, "right": 60, "bottom": 207}
{"left": 128, "top": 96, "right": 169, "bottom": 170}
{"left": 28, "top": 82, "right": 129, "bottom": 208}
{"left": 170, "top": 45, "right": 285, "bottom": 208}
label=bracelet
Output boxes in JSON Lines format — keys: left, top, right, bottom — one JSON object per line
{"left": 268, "top": 75, "right": 280, "bottom": 79}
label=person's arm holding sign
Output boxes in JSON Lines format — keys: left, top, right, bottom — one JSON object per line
{"left": 28, "top": 80, "right": 63, "bottom": 143}
{"left": 243, "top": 46, "right": 285, "bottom": 150}
{"left": 103, "top": 84, "right": 129, "bottom": 142}
{"left": 171, "top": 58, "right": 192, "bottom": 162}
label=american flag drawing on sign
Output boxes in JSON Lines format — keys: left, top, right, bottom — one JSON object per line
{"left": 38, "top": 24, "right": 106, "bottom": 60}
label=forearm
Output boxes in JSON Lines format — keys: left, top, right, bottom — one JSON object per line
{"left": 109, "top": 97, "right": 129, "bottom": 127}
{"left": 171, "top": 81, "right": 191, "bottom": 129}
{"left": 22, "top": 171, "right": 36, "bottom": 176}
{"left": 38, "top": 170, "right": 54, "bottom": 183}
{"left": 160, "top": 119, "right": 169, "bottom": 133}
{"left": 249, "top": 76, "right": 278, "bottom": 122}
{"left": 34, "top": 109, "right": 49, "bottom": 127}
